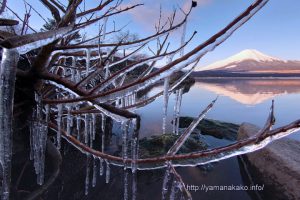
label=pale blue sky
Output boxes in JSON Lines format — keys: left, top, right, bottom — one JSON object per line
{"left": 5, "top": 0, "right": 300, "bottom": 67}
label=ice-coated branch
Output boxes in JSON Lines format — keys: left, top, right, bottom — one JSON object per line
{"left": 48, "top": 101, "right": 300, "bottom": 170}
{"left": 169, "top": 164, "right": 192, "bottom": 200}
{"left": 0, "top": 26, "right": 73, "bottom": 54}
{"left": 255, "top": 99, "right": 275, "bottom": 141}
{"left": 44, "top": 0, "right": 268, "bottom": 105}
{"left": 40, "top": 0, "right": 61, "bottom": 22}
{"left": 167, "top": 97, "right": 217, "bottom": 155}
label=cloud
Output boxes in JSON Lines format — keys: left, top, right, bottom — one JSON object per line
{"left": 122, "top": 0, "right": 212, "bottom": 31}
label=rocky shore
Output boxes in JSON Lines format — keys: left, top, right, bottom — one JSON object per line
{"left": 238, "top": 123, "right": 300, "bottom": 200}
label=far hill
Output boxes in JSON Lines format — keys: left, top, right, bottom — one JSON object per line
{"left": 193, "top": 49, "right": 300, "bottom": 77}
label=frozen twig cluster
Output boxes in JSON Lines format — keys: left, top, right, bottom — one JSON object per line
{"left": 2, "top": 0, "right": 298, "bottom": 200}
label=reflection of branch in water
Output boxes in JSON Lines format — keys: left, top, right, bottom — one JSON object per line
{"left": 25, "top": 140, "right": 62, "bottom": 200}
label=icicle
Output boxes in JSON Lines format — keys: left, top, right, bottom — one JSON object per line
{"left": 57, "top": 104, "right": 63, "bottom": 149}
{"left": 85, "top": 156, "right": 90, "bottom": 195}
{"left": 92, "top": 156, "right": 97, "bottom": 187}
{"left": 99, "top": 157, "right": 104, "bottom": 176}
{"left": 84, "top": 114, "right": 89, "bottom": 145}
{"left": 131, "top": 119, "right": 139, "bottom": 173}
{"left": 132, "top": 170, "right": 137, "bottom": 200}
{"left": 86, "top": 49, "right": 91, "bottom": 76}
{"left": 92, "top": 113, "right": 96, "bottom": 141}
{"left": 162, "top": 169, "right": 171, "bottom": 200}
{"left": 66, "top": 105, "right": 72, "bottom": 136}
{"left": 180, "top": 20, "right": 187, "bottom": 56}
{"left": 102, "top": 17, "right": 108, "bottom": 41}
{"left": 37, "top": 124, "right": 48, "bottom": 185}
{"left": 35, "top": 92, "right": 42, "bottom": 119}
{"left": 175, "top": 89, "right": 183, "bottom": 135}
{"left": 101, "top": 114, "right": 106, "bottom": 152}
{"left": 172, "top": 90, "right": 179, "bottom": 134}
{"left": 124, "top": 170, "right": 129, "bottom": 200}
{"left": 122, "top": 121, "right": 129, "bottom": 169}
{"left": 45, "top": 104, "right": 50, "bottom": 123}
{"left": 162, "top": 77, "right": 170, "bottom": 134}
{"left": 104, "top": 63, "right": 109, "bottom": 79}
{"left": 173, "top": 88, "right": 183, "bottom": 135}
{"left": 71, "top": 57, "right": 76, "bottom": 82}
{"left": 89, "top": 114, "right": 93, "bottom": 148}
{"left": 101, "top": 114, "right": 106, "bottom": 133}
{"left": 76, "top": 69, "right": 81, "bottom": 82}
{"left": 76, "top": 105, "right": 81, "bottom": 140}
{"left": 105, "top": 160, "right": 110, "bottom": 184}
{"left": 30, "top": 99, "right": 48, "bottom": 186}
{"left": 169, "top": 180, "right": 178, "bottom": 200}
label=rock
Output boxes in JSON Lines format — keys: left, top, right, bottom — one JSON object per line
{"left": 238, "top": 123, "right": 300, "bottom": 200}
{"left": 179, "top": 117, "right": 240, "bottom": 141}
{"left": 138, "top": 133, "right": 207, "bottom": 158}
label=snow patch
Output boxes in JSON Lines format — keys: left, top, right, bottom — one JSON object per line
{"left": 197, "top": 49, "right": 283, "bottom": 71}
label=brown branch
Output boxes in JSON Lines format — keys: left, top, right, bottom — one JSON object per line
{"left": 44, "top": 0, "right": 266, "bottom": 105}
{"left": 76, "top": 0, "right": 113, "bottom": 17}
{"left": 49, "top": 0, "right": 66, "bottom": 12}
{"left": 167, "top": 97, "right": 217, "bottom": 155}
{"left": 0, "top": 26, "right": 72, "bottom": 49}
{"left": 40, "top": 0, "right": 61, "bottom": 22}
{"left": 48, "top": 114, "right": 300, "bottom": 166}
{"left": 0, "top": 18, "right": 19, "bottom": 26}
{"left": 169, "top": 164, "right": 192, "bottom": 200}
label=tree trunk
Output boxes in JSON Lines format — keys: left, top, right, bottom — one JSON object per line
{"left": 0, "top": 48, "right": 19, "bottom": 200}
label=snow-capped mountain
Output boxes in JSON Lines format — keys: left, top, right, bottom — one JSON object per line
{"left": 195, "top": 49, "right": 300, "bottom": 74}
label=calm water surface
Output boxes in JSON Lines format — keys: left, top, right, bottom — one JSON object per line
{"left": 137, "top": 78, "right": 300, "bottom": 140}
{"left": 130, "top": 78, "right": 300, "bottom": 200}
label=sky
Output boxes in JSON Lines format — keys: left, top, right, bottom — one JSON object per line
{"left": 4, "top": 0, "right": 300, "bottom": 68}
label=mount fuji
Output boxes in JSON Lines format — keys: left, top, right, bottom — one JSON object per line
{"left": 193, "top": 49, "right": 300, "bottom": 77}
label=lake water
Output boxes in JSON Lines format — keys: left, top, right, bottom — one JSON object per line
{"left": 137, "top": 78, "right": 300, "bottom": 141}
{"left": 129, "top": 78, "right": 300, "bottom": 200}
{"left": 45, "top": 78, "right": 300, "bottom": 200}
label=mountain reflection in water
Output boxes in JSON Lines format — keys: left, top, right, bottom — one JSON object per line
{"left": 194, "top": 78, "right": 300, "bottom": 105}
